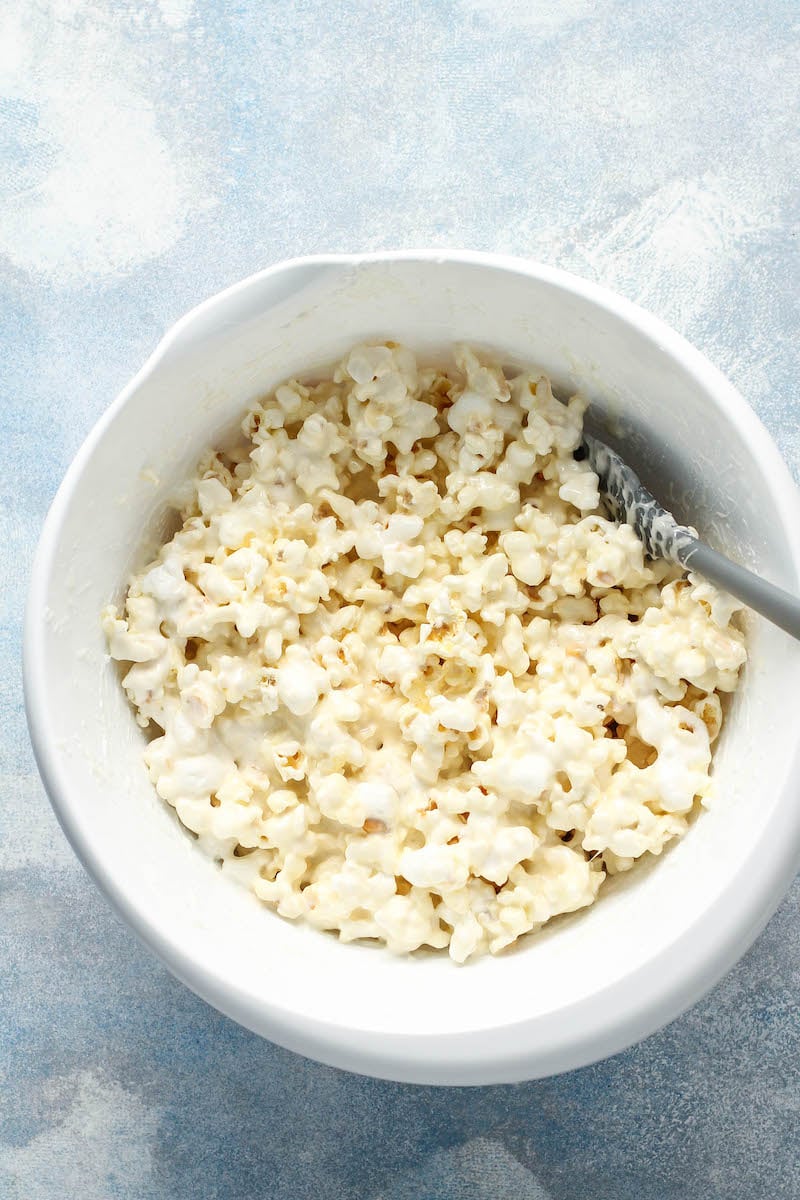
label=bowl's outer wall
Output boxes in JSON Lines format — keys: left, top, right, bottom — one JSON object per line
{"left": 25, "top": 253, "right": 800, "bottom": 1084}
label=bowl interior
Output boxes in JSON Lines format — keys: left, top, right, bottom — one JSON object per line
{"left": 29, "top": 256, "right": 800, "bottom": 1053}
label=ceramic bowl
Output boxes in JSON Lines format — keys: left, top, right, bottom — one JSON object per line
{"left": 24, "top": 252, "right": 800, "bottom": 1084}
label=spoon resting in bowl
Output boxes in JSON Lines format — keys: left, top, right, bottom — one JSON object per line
{"left": 577, "top": 433, "right": 800, "bottom": 641}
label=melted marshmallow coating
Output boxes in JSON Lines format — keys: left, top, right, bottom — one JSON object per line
{"left": 104, "top": 344, "right": 746, "bottom": 962}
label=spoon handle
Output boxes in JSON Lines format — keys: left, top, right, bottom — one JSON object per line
{"left": 678, "top": 538, "right": 800, "bottom": 640}
{"left": 580, "top": 433, "right": 800, "bottom": 641}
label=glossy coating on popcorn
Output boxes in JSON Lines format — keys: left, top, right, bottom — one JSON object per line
{"left": 103, "top": 344, "right": 747, "bottom": 962}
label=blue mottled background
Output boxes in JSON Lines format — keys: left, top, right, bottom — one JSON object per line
{"left": 2, "top": 1, "right": 799, "bottom": 1196}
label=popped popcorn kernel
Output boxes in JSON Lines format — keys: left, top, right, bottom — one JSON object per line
{"left": 106, "top": 344, "right": 746, "bottom": 962}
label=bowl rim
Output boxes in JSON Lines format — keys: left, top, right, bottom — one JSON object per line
{"left": 23, "top": 249, "right": 800, "bottom": 1084}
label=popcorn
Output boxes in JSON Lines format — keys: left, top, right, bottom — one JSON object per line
{"left": 499, "top": 530, "right": 546, "bottom": 587}
{"left": 275, "top": 646, "right": 328, "bottom": 716}
{"left": 106, "top": 343, "right": 746, "bottom": 963}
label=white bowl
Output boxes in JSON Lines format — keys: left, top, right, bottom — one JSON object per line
{"left": 24, "top": 251, "right": 800, "bottom": 1085}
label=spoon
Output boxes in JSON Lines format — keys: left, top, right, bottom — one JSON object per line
{"left": 577, "top": 433, "right": 800, "bottom": 640}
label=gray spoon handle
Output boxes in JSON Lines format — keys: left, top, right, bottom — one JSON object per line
{"left": 580, "top": 433, "right": 800, "bottom": 641}
{"left": 677, "top": 539, "right": 800, "bottom": 640}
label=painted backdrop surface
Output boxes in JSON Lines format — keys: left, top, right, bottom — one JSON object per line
{"left": 1, "top": 1, "right": 799, "bottom": 1197}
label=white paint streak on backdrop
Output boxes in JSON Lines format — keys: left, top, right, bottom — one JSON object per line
{"left": 498, "top": 174, "right": 777, "bottom": 331}
{"left": 0, "top": 0, "right": 208, "bottom": 283}
{"left": 576, "top": 174, "right": 779, "bottom": 336}
{"left": 0, "top": 1070, "right": 159, "bottom": 1200}
{"left": 458, "top": 0, "right": 602, "bottom": 33}
{"left": 373, "top": 1136, "right": 555, "bottom": 1200}
{"left": 155, "top": 0, "right": 195, "bottom": 30}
